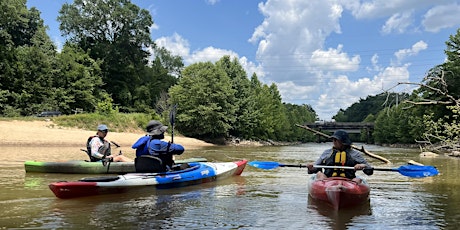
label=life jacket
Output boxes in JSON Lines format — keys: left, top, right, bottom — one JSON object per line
{"left": 322, "top": 148, "right": 356, "bottom": 179}
{"left": 149, "top": 138, "right": 173, "bottom": 169}
{"left": 86, "top": 135, "right": 111, "bottom": 162}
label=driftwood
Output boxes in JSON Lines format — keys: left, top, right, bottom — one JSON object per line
{"left": 296, "top": 124, "right": 391, "bottom": 164}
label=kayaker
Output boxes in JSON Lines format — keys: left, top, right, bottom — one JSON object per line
{"left": 306, "top": 129, "right": 373, "bottom": 183}
{"left": 87, "top": 124, "right": 132, "bottom": 162}
{"left": 131, "top": 134, "right": 150, "bottom": 157}
{"left": 146, "top": 120, "right": 185, "bottom": 171}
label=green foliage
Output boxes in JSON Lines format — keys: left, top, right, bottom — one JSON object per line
{"left": 0, "top": 1, "right": 59, "bottom": 116}
{"left": 58, "top": 0, "right": 157, "bottom": 110}
{"left": 373, "top": 102, "right": 428, "bottom": 144}
{"left": 54, "top": 44, "right": 103, "bottom": 114}
{"left": 169, "top": 61, "right": 236, "bottom": 138}
{"left": 283, "top": 103, "right": 317, "bottom": 142}
{"left": 96, "top": 94, "right": 119, "bottom": 116}
{"left": 168, "top": 57, "right": 317, "bottom": 142}
{"left": 53, "top": 112, "right": 155, "bottom": 133}
{"left": 333, "top": 92, "right": 408, "bottom": 122}
{"left": 420, "top": 105, "right": 460, "bottom": 152}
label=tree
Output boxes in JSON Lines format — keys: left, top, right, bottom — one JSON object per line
{"left": 284, "top": 103, "right": 317, "bottom": 142}
{"left": 333, "top": 93, "right": 408, "bottom": 122}
{"left": 216, "top": 56, "right": 257, "bottom": 139}
{"left": 169, "top": 62, "right": 236, "bottom": 139}
{"left": 54, "top": 44, "right": 104, "bottom": 113}
{"left": 58, "top": 0, "right": 154, "bottom": 110}
{"left": 0, "top": 1, "right": 58, "bottom": 115}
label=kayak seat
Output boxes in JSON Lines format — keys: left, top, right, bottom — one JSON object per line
{"left": 171, "top": 163, "right": 190, "bottom": 171}
{"left": 80, "top": 176, "right": 120, "bottom": 182}
{"left": 135, "top": 155, "right": 165, "bottom": 173}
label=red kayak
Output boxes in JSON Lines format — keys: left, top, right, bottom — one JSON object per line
{"left": 308, "top": 175, "right": 370, "bottom": 210}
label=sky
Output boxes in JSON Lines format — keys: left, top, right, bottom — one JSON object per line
{"left": 26, "top": 0, "right": 460, "bottom": 120}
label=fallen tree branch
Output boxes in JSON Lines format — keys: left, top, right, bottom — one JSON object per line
{"left": 295, "top": 124, "right": 391, "bottom": 164}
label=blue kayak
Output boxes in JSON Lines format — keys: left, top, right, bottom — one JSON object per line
{"left": 49, "top": 160, "right": 248, "bottom": 199}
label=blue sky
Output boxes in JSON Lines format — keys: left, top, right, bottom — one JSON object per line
{"left": 26, "top": 0, "right": 460, "bottom": 120}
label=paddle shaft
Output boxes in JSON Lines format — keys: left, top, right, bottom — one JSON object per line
{"left": 277, "top": 164, "right": 358, "bottom": 170}
{"left": 313, "top": 165, "right": 397, "bottom": 172}
{"left": 169, "top": 104, "right": 177, "bottom": 143}
{"left": 267, "top": 163, "right": 383, "bottom": 171}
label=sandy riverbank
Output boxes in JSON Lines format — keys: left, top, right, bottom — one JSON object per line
{"left": 0, "top": 120, "right": 214, "bottom": 149}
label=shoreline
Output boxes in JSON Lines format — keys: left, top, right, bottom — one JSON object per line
{"left": 0, "top": 120, "right": 215, "bottom": 150}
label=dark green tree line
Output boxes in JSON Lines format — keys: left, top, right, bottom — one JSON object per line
{"left": 169, "top": 56, "right": 317, "bottom": 142}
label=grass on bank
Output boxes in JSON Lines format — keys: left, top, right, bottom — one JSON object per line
{"left": 0, "top": 113, "right": 159, "bottom": 133}
{"left": 53, "top": 113, "right": 158, "bottom": 133}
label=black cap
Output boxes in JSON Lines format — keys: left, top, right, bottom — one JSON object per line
{"left": 331, "top": 130, "right": 352, "bottom": 145}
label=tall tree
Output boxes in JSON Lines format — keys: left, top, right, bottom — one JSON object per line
{"left": 54, "top": 44, "right": 104, "bottom": 114}
{"left": 333, "top": 93, "right": 408, "bottom": 122}
{"left": 0, "top": 1, "right": 58, "bottom": 115}
{"left": 216, "top": 56, "right": 257, "bottom": 139}
{"left": 58, "top": 0, "right": 154, "bottom": 110}
{"left": 169, "top": 62, "right": 236, "bottom": 139}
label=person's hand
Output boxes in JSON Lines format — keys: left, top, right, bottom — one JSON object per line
{"left": 306, "top": 163, "right": 317, "bottom": 174}
{"left": 354, "top": 164, "right": 366, "bottom": 170}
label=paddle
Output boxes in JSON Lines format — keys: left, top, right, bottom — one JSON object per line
{"left": 169, "top": 104, "right": 177, "bottom": 143}
{"left": 248, "top": 161, "right": 439, "bottom": 178}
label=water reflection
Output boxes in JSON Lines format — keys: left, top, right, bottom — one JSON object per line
{"left": 307, "top": 196, "right": 372, "bottom": 230}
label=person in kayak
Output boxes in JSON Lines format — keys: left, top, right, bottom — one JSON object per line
{"left": 131, "top": 128, "right": 151, "bottom": 157}
{"left": 145, "top": 120, "right": 185, "bottom": 171}
{"left": 306, "top": 129, "right": 373, "bottom": 183}
{"left": 87, "top": 124, "right": 132, "bottom": 162}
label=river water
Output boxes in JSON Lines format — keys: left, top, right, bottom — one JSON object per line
{"left": 0, "top": 143, "right": 458, "bottom": 229}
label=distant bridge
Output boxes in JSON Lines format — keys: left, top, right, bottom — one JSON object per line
{"left": 302, "top": 122, "right": 374, "bottom": 143}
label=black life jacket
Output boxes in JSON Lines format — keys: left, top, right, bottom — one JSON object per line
{"left": 322, "top": 148, "right": 356, "bottom": 179}
{"left": 148, "top": 137, "right": 173, "bottom": 169}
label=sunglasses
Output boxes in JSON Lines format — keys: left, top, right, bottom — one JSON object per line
{"left": 99, "top": 130, "right": 108, "bottom": 133}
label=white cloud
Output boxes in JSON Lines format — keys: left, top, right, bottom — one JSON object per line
{"left": 394, "top": 40, "right": 428, "bottom": 64}
{"left": 153, "top": 33, "right": 263, "bottom": 80}
{"left": 381, "top": 11, "right": 414, "bottom": 34}
{"left": 205, "top": 0, "right": 220, "bottom": 5}
{"left": 185, "top": 46, "right": 239, "bottom": 65}
{"left": 369, "top": 54, "right": 381, "bottom": 72}
{"left": 276, "top": 81, "right": 318, "bottom": 102}
{"left": 250, "top": 0, "right": 343, "bottom": 84}
{"left": 312, "top": 64, "right": 410, "bottom": 119}
{"left": 155, "top": 33, "right": 190, "bottom": 58}
{"left": 347, "top": 0, "right": 448, "bottom": 19}
{"left": 422, "top": 3, "right": 460, "bottom": 32}
{"left": 310, "top": 45, "right": 360, "bottom": 72}
{"left": 345, "top": 1, "right": 457, "bottom": 34}
{"left": 239, "top": 56, "right": 265, "bottom": 78}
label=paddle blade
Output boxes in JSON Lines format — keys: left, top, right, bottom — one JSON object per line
{"left": 396, "top": 165, "right": 439, "bottom": 178}
{"left": 248, "top": 161, "right": 281, "bottom": 170}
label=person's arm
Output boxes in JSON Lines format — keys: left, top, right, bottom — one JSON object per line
{"left": 306, "top": 149, "right": 330, "bottom": 174}
{"left": 350, "top": 149, "right": 373, "bottom": 175}
{"left": 132, "top": 136, "right": 149, "bottom": 149}
{"left": 169, "top": 143, "right": 184, "bottom": 155}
